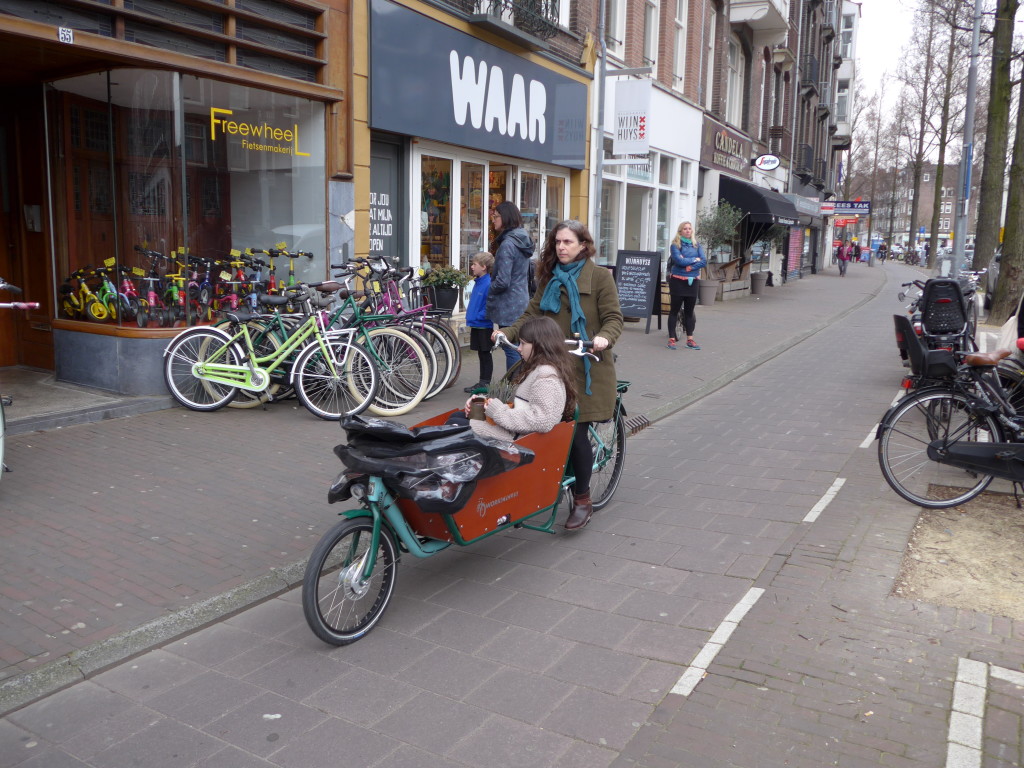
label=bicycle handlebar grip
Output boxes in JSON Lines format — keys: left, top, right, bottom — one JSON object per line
{"left": 1, "top": 283, "right": 23, "bottom": 294}
{"left": 12, "top": 302, "right": 39, "bottom": 310}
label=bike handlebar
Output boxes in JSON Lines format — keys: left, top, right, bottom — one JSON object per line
{"left": 492, "top": 331, "right": 600, "bottom": 361}
{"left": 0, "top": 302, "right": 39, "bottom": 310}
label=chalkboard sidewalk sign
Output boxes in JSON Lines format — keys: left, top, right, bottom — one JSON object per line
{"left": 613, "top": 250, "right": 661, "bottom": 334}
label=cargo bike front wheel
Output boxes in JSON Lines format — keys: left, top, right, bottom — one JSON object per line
{"left": 302, "top": 518, "right": 399, "bottom": 645}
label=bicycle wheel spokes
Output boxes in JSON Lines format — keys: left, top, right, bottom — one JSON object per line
{"left": 163, "top": 329, "right": 240, "bottom": 411}
{"left": 878, "top": 391, "right": 998, "bottom": 508}
{"left": 365, "top": 328, "right": 429, "bottom": 416}
{"left": 302, "top": 519, "right": 398, "bottom": 645}
{"left": 588, "top": 410, "right": 626, "bottom": 510}
{"left": 294, "top": 336, "right": 379, "bottom": 420}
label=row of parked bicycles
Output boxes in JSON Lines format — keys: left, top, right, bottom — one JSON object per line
{"left": 879, "top": 273, "right": 1024, "bottom": 508}
{"left": 162, "top": 254, "right": 462, "bottom": 420}
{"left": 60, "top": 245, "right": 315, "bottom": 328}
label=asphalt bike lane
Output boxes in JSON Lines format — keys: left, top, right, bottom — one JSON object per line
{"left": 615, "top": 262, "right": 1024, "bottom": 768}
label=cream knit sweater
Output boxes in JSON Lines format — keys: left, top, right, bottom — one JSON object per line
{"left": 471, "top": 364, "right": 567, "bottom": 443}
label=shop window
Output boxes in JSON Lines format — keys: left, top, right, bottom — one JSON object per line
{"left": 599, "top": 180, "right": 620, "bottom": 264}
{"left": 546, "top": 176, "right": 565, "bottom": 235}
{"left": 460, "top": 162, "right": 486, "bottom": 264}
{"left": 47, "top": 69, "right": 326, "bottom": 328}
{"left": 520, "top": 172, "right": 543, "bottom": 251}
{"left": 656, "top": 190, "right": 671, "bottom": 258}
{"left": 659, "top": 156, "right": 674, "bottom": 185}
{"left": 421, "top": 156, "right": 452, "bottom": 269}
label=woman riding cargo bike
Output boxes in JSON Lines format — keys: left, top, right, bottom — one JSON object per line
{"left": 302, "top": 220, "right": 629, "bottom": 645}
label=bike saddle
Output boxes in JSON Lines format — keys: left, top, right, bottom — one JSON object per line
{"left": 963, "top": 349, "right": 1012, "bottom": 367}
{"left": 258, "top": 294, "right": 291, "bottom": 307}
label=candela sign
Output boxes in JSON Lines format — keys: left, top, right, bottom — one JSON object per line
{"left": 209, "top": 108, "right": 310, "bottom": 157}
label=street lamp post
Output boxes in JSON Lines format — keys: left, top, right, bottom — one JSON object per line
{"left": 952, "top": 1, "right": 983, "bottom": 276}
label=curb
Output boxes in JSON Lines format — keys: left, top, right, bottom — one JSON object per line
{"left": 0, "top": 271, "right": 889, "bottom": 717}
{"left": 6, "top": 395, "right": 177, "bottom": 437}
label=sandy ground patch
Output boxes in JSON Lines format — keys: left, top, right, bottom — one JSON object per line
{"left": 894, "top": 491, "right": 1024, "bottom": 620}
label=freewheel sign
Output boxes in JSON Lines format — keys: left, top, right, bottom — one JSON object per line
{"left": 821, "top": 200, "right": 871, "bottom": 216}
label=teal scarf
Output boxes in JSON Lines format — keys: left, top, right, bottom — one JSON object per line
{"left": 539, "top": 260, "right": 592, "bottom": 394}
{"left": 679, "top": 237, "right": 696, "bottom": 285}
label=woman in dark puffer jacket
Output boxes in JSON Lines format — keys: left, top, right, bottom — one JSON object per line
{"left": 487, "top": 201, "right": 535, "bottom": 371}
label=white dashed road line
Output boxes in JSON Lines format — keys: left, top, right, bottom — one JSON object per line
{"left": 803, "top": 478, "right": 846, "bottom": 523}
{"left": 670, "top": 587, "right": 766, "bottom": 697}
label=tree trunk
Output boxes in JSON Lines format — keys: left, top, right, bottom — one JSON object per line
{"left": 989, "top": 72, "right": 1024, "bottom": 324}
{"left": 972, "top": 0, "right": 1019, "bottom": 273}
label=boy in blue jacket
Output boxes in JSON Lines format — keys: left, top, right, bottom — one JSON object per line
{"left": 464, "top": 251, "right": 495, "bottom": 393}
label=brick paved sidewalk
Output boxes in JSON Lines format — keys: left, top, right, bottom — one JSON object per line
{"left": 0, "top": 263, "right": 887, "bottom": 715}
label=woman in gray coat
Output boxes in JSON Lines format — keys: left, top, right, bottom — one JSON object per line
{"left": 487, "top": 201, "right": 535, "bottom": 370}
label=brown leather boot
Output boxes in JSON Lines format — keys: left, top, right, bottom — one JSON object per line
{"left": 565, "top": 492, "right": 593, "bottom": 531}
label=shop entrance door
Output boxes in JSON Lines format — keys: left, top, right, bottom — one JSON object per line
{"left": 0, "top": 121, "right": 13, "bottom": 367}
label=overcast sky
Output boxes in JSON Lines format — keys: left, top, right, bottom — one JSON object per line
{"left": 854, "top": 0, "right": 916, "bottom": 104}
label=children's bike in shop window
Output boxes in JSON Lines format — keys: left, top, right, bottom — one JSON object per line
{"left": 0, "top": 277, "right": 40, "bottom": 481}
{"left": 301, "top": 333, "right": 634, "bottom": 646}
{"left": 59, "top": 267, "right": 108, "bottom": 322}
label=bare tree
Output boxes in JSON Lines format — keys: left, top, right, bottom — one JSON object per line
{"left": 897, "top": 3, "right": 941, "bottom": 264}
{"left": 923, "top": 0, "right": 972, "bottom": 262}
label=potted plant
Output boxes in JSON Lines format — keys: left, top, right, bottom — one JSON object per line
{"left": 695, "top": 201, "right": 744, "bottom": 304}
{"left": 422, "top": 263, "right": 470, "bottom": 312}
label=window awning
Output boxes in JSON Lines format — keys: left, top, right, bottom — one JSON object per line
{"left": 718, "top": 176, "right": 800, "bottom": 226}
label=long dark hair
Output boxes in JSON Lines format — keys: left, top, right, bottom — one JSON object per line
{"left": 536, "top": 219, "right": 596, "bottom": 287}
{"left": 513, "top": 316, "right": 578, "bottom": 420}
{"left": 490, "top": 201, "right": 524, "bottom": 249}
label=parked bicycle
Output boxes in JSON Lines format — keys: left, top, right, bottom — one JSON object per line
{"left": 877, "top": 340, "right": 1024, "bottom": 509}
{"left": 1, "top": 278, "right": 40, "bottom": 481}
{"left": 163, "top": 283, "right": 381, "bottom": 419}
{"left": 301, "top": 334, "right": 631, "bottom": 645}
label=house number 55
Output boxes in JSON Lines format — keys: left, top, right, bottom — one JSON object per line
{"left": 58, "top": 27, "right": 74, "bottom": 44}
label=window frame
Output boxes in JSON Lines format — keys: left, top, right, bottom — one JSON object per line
{"left": 672, "top": 0, "right": 687, "bottom": 93}
{"left": 726, "top": 33, "right": 745, "bottom": 127}
{"left": 643, "top": 0, "right": 659, "bottom": 69}
{"left": 605, "top": 0, "right": 626, "bottom": 60}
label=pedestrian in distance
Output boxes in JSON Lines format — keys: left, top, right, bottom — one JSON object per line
{"left": 666, "top": 221, "right": 707, "bottom": 350}
{"left": 487, "top": 201, "right": 535, "bottom": 372}
{"left": 496, "top": 219, "right": 624, "bottom": 531}
{"left": 464, "top": 251, "right": 495, "bottom": 394}
{"left": 837, "top": 239, "right": 850, "bottom": 276}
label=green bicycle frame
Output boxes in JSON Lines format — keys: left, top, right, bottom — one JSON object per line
{"left": 195, "top": 315, "right": 346, "bottom": 392}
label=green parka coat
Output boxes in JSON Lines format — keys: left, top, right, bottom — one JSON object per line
{"left": 500, "top": 258, "right": 624, "bottom": 423}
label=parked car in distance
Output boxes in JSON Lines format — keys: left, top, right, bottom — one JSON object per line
{"left": 985, "top": 245, "right": 1001, "bottom": 310}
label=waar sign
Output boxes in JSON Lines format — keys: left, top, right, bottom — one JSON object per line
{"left": 369, "top": 0, "right": 587, "bottom": 169}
